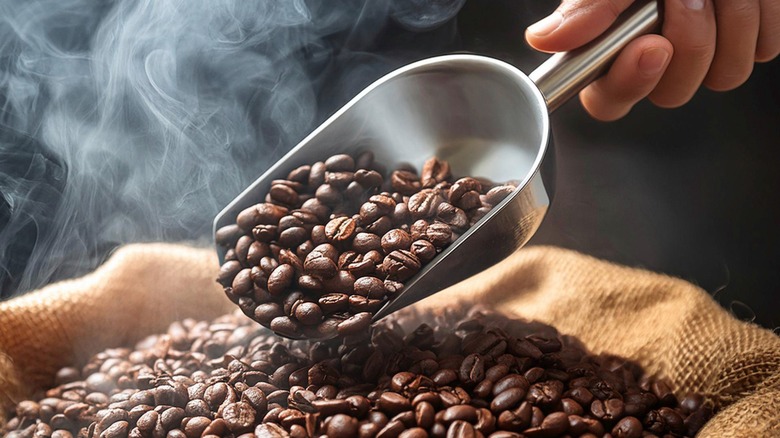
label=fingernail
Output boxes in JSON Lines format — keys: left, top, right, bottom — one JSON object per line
{"left": 527, "top": 12, "right": 563, "bottom": 37}
{"left": 681, "top": 0, "right": 705, "bottom": 10}
{"left": 638, "top": 48, "right": 670, "bottom": 76}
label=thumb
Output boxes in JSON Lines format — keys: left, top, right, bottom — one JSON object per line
{"left": 526, "top": 0, "right": 636, "bottom": 53}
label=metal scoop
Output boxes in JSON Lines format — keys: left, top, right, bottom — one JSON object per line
{"left": 214, "top": 0, "right": 660, "bottom": 323}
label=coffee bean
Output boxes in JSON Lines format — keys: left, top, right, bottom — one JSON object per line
{"left": 336, "top": 312, "right": 372, "bottom": 336}
{"left": 10, "top": 276, "right": 712, "bottom": 438}
{"left": 485, "top": 185, "right": 515, "bottom": 205}
{"left": 100, "top": 420, "right": 129, "bottom": 438}
{"left": 381, "top": 250, "right": 421, "bottom": 282}
{"left": 398, "top": 427, "right": 428, "bottom": 438}
{"left": 353, "top": 276, "right": 386, "bottom": 299}
{"left": 612, "top": 416, "right": 643, "bottom": 438}
{"left": 408, "top": 239, "right": 436, "bottom": 264}
{"left": 237, "top": 203, "right": 287, "bottom": 231}
{"left": 318, "top": 293, "right": 349, "bottom": 313}
{"left": 354, "top": 169, "right": 383, "bottom": 189}
{"left": 436, "top": 203, "right": 468, "bottom": 230}
{"left": 492, "top": 374, "right": 529, "bottom": 397}
{"left": 325, "top": 154, "right": 355, "bottom": 172}
{"left": 381, "top": 229, "right": 412, "bottom": 253}
{"left": 421, "top": 157, "right": 451, "bottom": 188}
{"left": 217, "top": 260, "right": 241, "bottom": 286}
{"left": 365, "top": 215, "right": 393, "bottom": 236}
{"left": 278, "top": 227, "right": 307, "bottom": 248}
{"left": 560, "top": 398, "right": 584, "bottom": 416}
{"left": 215, "top": 224, "right": 243, "bottom": 248}
{"left": 490, "top": 388, "right": 525, "bottom": 413}
{"left": 377, "top": 392, "right": 411, "bottom": 416}
{"left": 391, "top": 170, "right": 421, "bottom": 195}
{"left": 352, "top": 232, "right": 382, "bottom": 253}
{"left": 270, "top": 316, "right": 300, "bottom": 338}
{"left": 408, "top": 189, "right": 445, "bottom": 220}
{"left": 446, "top": 420, "right": 476, "bottom": 438}
{"left": 304, "top": 253, "right": 337, "bottom": 279}
{"left": 325, "top": 216, "right": 357, "bottom": 242}
{"left": 423, "top": 221, "right": 452, "bottom": 247}
{"left": 376, "top": 419, "right": 406, "bottom": 438}
{"left": 651, "top": 381, "right": 676, "bottom": 406}
{"left": 292, "top": 302, "right": 323, "bottom": 326}
{"left": 459, "top": 354, "right": 485, "bottom": 386}
{"left": 315, "top": 183, "right": 341, "bottom": 206}
{"left": 269, "top": 183, "right": 299, "bottom": 206}
{"left": 442, "top": 405, "right": 478, "bottom": 423}
{"left": 526, "top": 380, "right": 563, "bottom": 407}
{"left": 267, "top": 264, "right": 294, "bottom": 295}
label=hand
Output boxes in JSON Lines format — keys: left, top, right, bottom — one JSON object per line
{"left": 525, "top": 0, "right": 780, "bottom": 121}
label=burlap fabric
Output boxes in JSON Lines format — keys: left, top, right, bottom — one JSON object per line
{"left": 0, "top": 243, "right": 778, "bottom": 436}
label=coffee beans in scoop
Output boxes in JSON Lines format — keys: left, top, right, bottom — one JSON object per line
{"left": 215, "top": 153, "right": 518, "bottom": 339}
{"left": 3, "top": 306, "right": 714, "bottom": 438}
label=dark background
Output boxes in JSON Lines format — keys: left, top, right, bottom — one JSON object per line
{"left": 1, "top": 1, "right": 778, "bottom": 329}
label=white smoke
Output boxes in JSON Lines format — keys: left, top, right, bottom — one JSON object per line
{"left": 0, "top": 0, "right": 460, "bottom": 295}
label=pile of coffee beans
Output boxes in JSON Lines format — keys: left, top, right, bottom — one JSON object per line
{"left": 215, "top": 152, "right": 517, "bottom": 339}
{"left": 4, "top": 306, "right": 714, "bottom": 438}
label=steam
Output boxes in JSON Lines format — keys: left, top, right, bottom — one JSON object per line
{"left": 0, "top": 0, "right": 460, "bottom": 295}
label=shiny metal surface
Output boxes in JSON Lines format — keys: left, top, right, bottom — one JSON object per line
{"left": 530, "top": 0, "right": 660, "bottom": 111}
{"left": 214, "top": 0, "right": 660, "bottom": 325}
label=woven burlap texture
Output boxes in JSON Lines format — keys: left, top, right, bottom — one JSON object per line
{"left": 1, "top": 243, "right": 778, "bottom": 436}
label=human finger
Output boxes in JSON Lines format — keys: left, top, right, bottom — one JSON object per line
{"left": 580, "top": 35, "right": 673, "bottom": 120}
{"left": 756, "top": 0, "right": 780, "bottom": 62}
{"left": 703, "top": 0, "right": 761, "bottom": 91}
{"left": 648, "top": 0, "right": 717, "bottom": 107}
{"left": 526, "top": 0, "right": 635, "bottom": 53}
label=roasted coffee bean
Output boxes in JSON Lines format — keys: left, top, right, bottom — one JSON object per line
{"left": 485, "top": 185, "right": 515, "bottom": 205}
{"left": 337, "top": 312, "right": 372, "bottom": 336}
{"left": 362, "top": 217, "right": 391, "bottom": 239}
{"left": 266, "top": 264, "right": 294, "bottom": 295}
{"left": 352, "top": 232, "right": 382, "bottom": 253}
{"left": 421, "top": 157, "right": 451, "bottom": 188}
{"left": 269, "top": 183, "right": 299, "bottom": 206}
{"left": 215, "top": 224, "right": 243, "bottom": 248}
{"left": 325, "top": 154, "right": 355, "bottom": 172}
{"left": 490, "top": 388, "right": 525, "bottom": 413}
{"left": 381, "top": 229, "right": 413, "bottom": 253}
{"left": 436, "top": 203, "right": 468, "bottom": 230}
{"left": 526, "top": 380, "right": 563, "bottom": 406}
{"left": 409, "top": 239, "right": 436, "bottom": 263}
{"left": 492, "top": 374, "right": 529, "bottom": 397}
{"left": 269, "top": 316, "right": 300, "bottom": 338}
{"left": 325, "top": 216, "right": 358, "bottom": 242}
{"left": 391, "top": 170, "right": 421, "bottom": 195}
{"left": 442, "top": 405, "right": 478, "bottom": 423}
{"left": 9, "top": 300, "right": 712, "bottom": 438}
{"left": 446, "top": 420, "right": 476, "bottom": 438}
{"left": 381, "top": 250, "right": 421, "bottom": 281}
{"left": 237, "top": 203, "right": 287, "bottom": 231}
{"left": 353, "top": 276, "right": 386, "bottom": 299}
{"left": 317, "top": 293, "right": 349, "bottom": 314}
{"left": 287, "top": 165, "right": 311, "bottom": 183}
{"left": 354, "top": 169, "right": 383, "bottom": 189}
{"left": 408, "top": 189, "right": 445, "bottom": 219}
{"left": 292, "top": 302, "right": 323, "bottom": 325}
{"left": 612, "top": 415, "right": 643, "bottom": 438}
{"left": 304, "top": 253, "right": 337, "bottom": 279}
{"left": 459, "top": 354, "right": 485, "bottom": 386}
{"left": 377, "top": 392, "right": 412, "bottom": 416}
{"left": 424, "top": 221, "right": 453, "bottom": 247}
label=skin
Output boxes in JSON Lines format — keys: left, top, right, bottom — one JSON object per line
{"left": 525, "top": 0, "right": 780, "bottom": 121}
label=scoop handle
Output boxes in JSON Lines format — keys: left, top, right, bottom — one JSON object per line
{"left": 529, "top": 0, "right": 661, "bottom": 113}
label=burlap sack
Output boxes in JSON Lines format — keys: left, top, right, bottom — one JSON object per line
{"left": 1, "top": 243, "right": 778, "bottom": 436}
